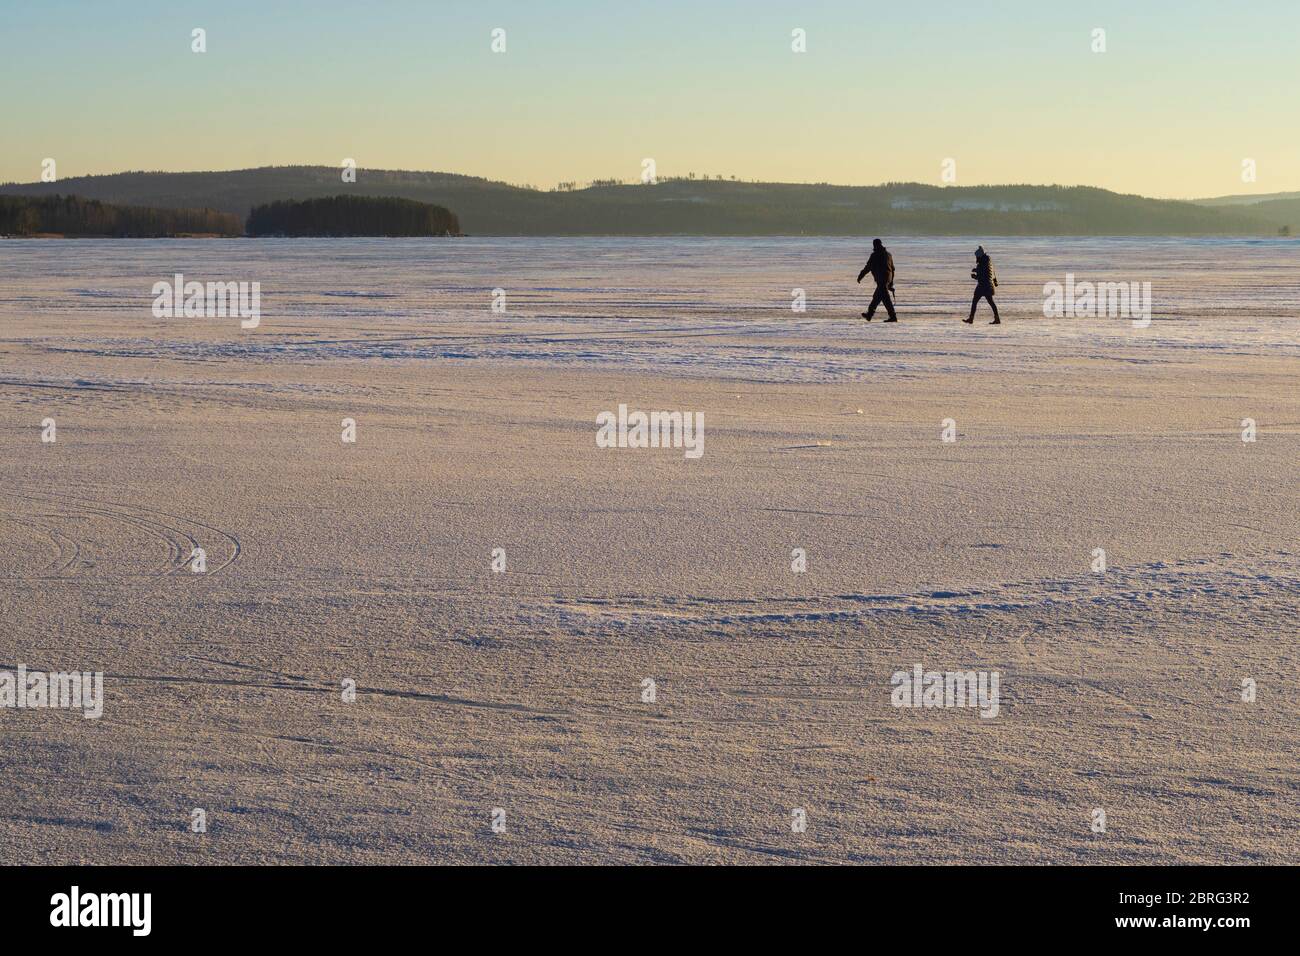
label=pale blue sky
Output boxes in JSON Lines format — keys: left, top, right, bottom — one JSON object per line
{"left": 3, "top": 0, "right": 1296, "bottom": 196}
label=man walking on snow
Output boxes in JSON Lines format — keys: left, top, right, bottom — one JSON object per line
{"left": 857, "top": 238, "right": 898, "bottom": 322}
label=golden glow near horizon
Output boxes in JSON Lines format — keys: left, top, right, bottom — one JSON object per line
{"left": 3, "top": 1, "right": 1297, "bottom": 199}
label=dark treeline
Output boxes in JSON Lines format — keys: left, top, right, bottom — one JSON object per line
{"left": 0, "top": 194, "right": 241, "bottom": 237}
{"left": 246, "top": 195, "right": 461, "bottom": 237}
{"left": 221, "top": 178, "right": 1289, "bottom": 237}
{"left": 3, "top": 169, "right": 1292, "bottom": 235}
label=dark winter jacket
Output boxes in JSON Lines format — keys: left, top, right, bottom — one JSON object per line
{"left": 860, "top": 248, "right": 895, "bottom": 288}
{"left": 971, "top": 254, "right": 997, "bottom": 294}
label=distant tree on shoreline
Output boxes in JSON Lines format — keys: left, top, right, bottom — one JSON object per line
{"left": 0, "top": 194, "right": 240, "bottom": 237}
{"left": 246, "top": 195, "right": 460, "bottom": 237}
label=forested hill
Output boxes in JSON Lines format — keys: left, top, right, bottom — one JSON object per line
{"left": 1192, "top": 190, "right": 1300, "bottom": 235}
{"left": 0, "top": 194, "right": 241, "bottom": 237}
{"left": 1, "top": 166, "right": 1291, "bottom": 236}
{"left": 246, "top": 195, "right": 460, "bottom": 237}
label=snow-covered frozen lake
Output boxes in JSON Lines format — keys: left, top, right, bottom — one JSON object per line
{"left": 1, "top": 235, "right": 1296, "bottom": 865}
{"left": 2, "top": 236, "right": 1296, "bottom": 382}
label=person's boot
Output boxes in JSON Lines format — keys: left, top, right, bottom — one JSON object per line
{"left": 963, "top": 317, "right": 974, "bottom": 324}
{"left": 883, "top": 316, "right": 898, "bottom": 322}
{"left": 988, "top": 319, "right": 1001, "bottom": 324}
{"left": 861, "top": 312, "right": 873, "bottom": 321}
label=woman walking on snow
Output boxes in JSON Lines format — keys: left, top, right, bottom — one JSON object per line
{"left": 964, "top": 246, "right": 1001, "bottom": 325}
